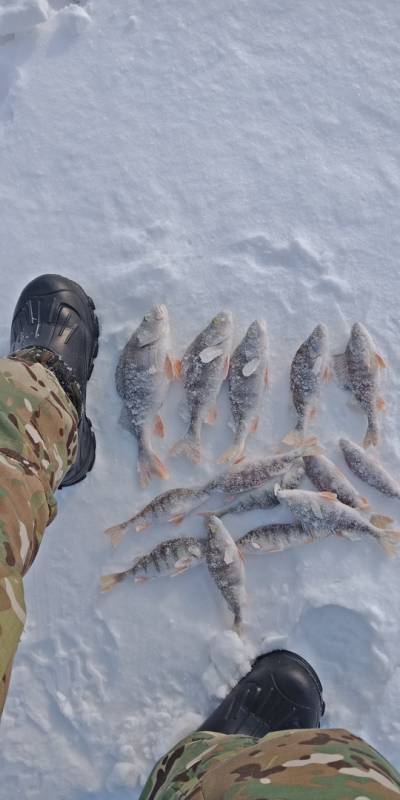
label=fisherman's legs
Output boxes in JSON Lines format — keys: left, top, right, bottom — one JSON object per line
{"left": 139, "top": 727, "right": 400, "bottom": 800}
{"left": 0, "top": 355, "right": 78, "bottom": 716}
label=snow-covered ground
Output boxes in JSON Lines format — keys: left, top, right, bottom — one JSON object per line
{"left": 1, "top": 0, "right": 400, "bottom": 795}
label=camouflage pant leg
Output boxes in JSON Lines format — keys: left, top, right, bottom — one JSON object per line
{"left": 0, "top": 356, "right": 78, "bottom": 717}
{"left": 139, "top": 727, "right": 400, "bottom": 800}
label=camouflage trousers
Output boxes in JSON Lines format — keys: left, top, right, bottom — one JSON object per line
{"left": 0, "top": 355, "right": 78, "bottom": 716}
{"left": 140, "top": 728, "right": 400, "bottom": 799}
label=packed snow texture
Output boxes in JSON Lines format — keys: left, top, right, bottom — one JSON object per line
{"left": 1, "top": 0, "right": 400, "bottom": 796}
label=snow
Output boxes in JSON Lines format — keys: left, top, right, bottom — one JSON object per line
{"left": 1, "top": 0, "right": 400, "bottom": 795}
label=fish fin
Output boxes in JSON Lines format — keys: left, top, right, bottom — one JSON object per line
{"left": 165, "top": 354, "right": 174, "bottom": 380}
{"left": 309, "top": 406, "right": 317, "bottom": 420}
{"left": 223, "top": 355, "right": 230, "bottom": 379}
{"left": 264, "top": 367, "right": 270, "bottom": 387}
{"left": 301, "top": 439, "right": 323, "bottom": 457}
{"left": 375, "top": 352, "right": 386, "bottom": 369}
{"left": 363, "top": 425, "right": 379, "bottom": 449}
{"left": 170, "top": 434, "right": 201, "bottom": 464}
{"left": 323, "top": 365, "right": 333, "bottom": 383}
{"left": 199, "top": 346, "right": 224, "bottom": 364}
{"left": 188, "top": 544, "right": 203, "bottom": 558}
{"left": 377, "top": 531, "right": 400, "bottom": 558}
{"left": 357, "top": 497, "right": 370, "bottom": 510}
{"left": 218, "top": 442, "right": 245, "bottom": 465}
{"left": 135, "top": 520, "right": 150, "bottom": 532}
{"left": 174, "top": 557, "right": 192, "bottom": 571}
{"left": 376, "top": 397, "right": 386, "bottom": 412}
{"left": 333, "top": 353, "right": 351, "bottom": 389}
{"left": 105, "top": 523, "right": 128, "bottom": 550}
{"left": 206, "top": 406, "right": 218, "bottom": 425}
{"left": 168, "top": 514, "right": 185, "bottom": 525}
{"left": 100, "top": 573, "right": 124, "bottom": 592}
{"left": 282, "top": 429, "right": 304, "bottom": 447}
{"left": 370, "top": 514, "right": 393, "bottom": 529}
{"left": 238, "top": 546, "right": 245, "bottom": 562}
{"left": 251, "top": 541, "right": 261, "bottom": 550}
{"left": 339, "top": 529, "right": 362, "bottom": 541}
{"left": 320, "top": 491, "right": 337, "bottom": 501}
{"left": 153, "top": 414, "right": 165, "bottom": 438}
{"left": 250, "top": 416, "right": 259, "bottom": 433}
{"left": 138, "top": 445, "right": 170, "bottom": 487}
{"left": 174, "top": 359, "right": 182, "bottom": 378}
{"left": 242, "top": 358, "right": 260, "bottom": 377}
{"left": 223, "top": 549, "right": 234, "bottom": 565}
{"left": 312, "top": 355, "right": 322, "bottom": 375}
{"left": 134, "top": 576, "right": 150, "bottom": 584}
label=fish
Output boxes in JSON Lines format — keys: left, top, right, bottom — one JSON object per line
{"left": 100, "top": 537, "right": 205, "bottom": 592}
{"left": 237, "top": 522, "right": 325, "bottom": 553}
{"left": 303, "top": 453, "right": 369, "bottom": 510}
{"left": 283, "top": 323, "right": 330, "bottom": 446}
{"left": 275, "top": 487, "right": 400, "bottom": 557}
{"left": 207, "top": 459, "right": 305, "bottom": 518}
{"left": 205, "top": 515, "right": 246, "bottom": 633}
{"left": 205, "top": 439, "right": 319, "bottom": 495}
{"left": 333, "top": 323, "right": 386, "bottom": 448}
{"left": 105, "top": 485, "right": 212, "bottom": 548}
{"left": 115, "top": 305, "right": 173, "bottom": 488}
{"left": 339, "top": 437, "right": 400, "bottom": 499}
{"left": 218, "top": 320, "right": 269, "bottom": 464}
{"left": 171, "top": 311, "right": 233, "bottom": 463}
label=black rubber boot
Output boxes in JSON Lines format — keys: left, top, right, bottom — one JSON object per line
{"left": 9, "top": 274, "right": 99, "bottom": 487}
{"left": 199, "top": 650, "right": 325, "bottom": 738}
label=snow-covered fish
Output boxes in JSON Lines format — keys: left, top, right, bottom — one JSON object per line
{"left": 206, "top": 439, "right": 319, "bottom": 495}
{"left": 283, "top": 323, "right": 330, "bottom": 446}
{"left": 334, "top": 322, "right": 386, "bottom": 448}
{"left": 205, "top": 515, "right": 246, "bottom": 633}
{"left": 219, "top": 320, "right": 269, "bottom": 464}
{"left": 100, "top": 537, "right": 205, "bottom": 592}
{"left": 208, "top": 459, "right": 305, "bottom": 518}
{"left": 116, "top": 305, "right": 173, "bottom": 488}
{"left": 237, "top": 522, "right": 325, "bottom": 553}
{"left": 171, "top": 311, "right": 233, "bottom": 463}
{"left": 303, "top": 453, "right": 369, "bottom": 510}
{"left": 340, "top": 437, "right": 400, "bottom": 499}
{"left": 105, "top": 485, "right": 211, "bottom": 548}
{"left": 275, "top": 487, "right": 400, "bottom": 557}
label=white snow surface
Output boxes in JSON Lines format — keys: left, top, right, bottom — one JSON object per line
{"left": 1, "top": 0, "right": 400, "bottom": 795}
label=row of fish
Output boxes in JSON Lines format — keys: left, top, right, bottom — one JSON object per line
{"left": 116, "top": 307, "right": 386, "bottom": 489}
{"left": 102, "top": 438, "right": 400, "bottom": 632}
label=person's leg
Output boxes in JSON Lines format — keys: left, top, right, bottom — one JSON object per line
{"left": 0, "top": 273, "right": 99, "bottom": 716}
{"left": 139, "top": 651, "right": 400, "bottom": 800}
{"left": 140, "top": 727, "right": 400, "bottom": 800}
{"left": 0, "top": 355, "right": 78, "bottom": 716}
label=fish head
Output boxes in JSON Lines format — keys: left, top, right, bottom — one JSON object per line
{"left": 338, "top": 437, "right": 351, "bottom": 454}
{"left": 208, "top": 514, "right": 224, "bottom": 537}
{"left": 206, "top": 311, "right": 233, "bottom": 344}
{"left": 137, "top": 304, "right": 170, "bottom": 345}
{"left": 348, "top": 322, "right": 373, "bottom": 358}
{"left": 244, "top": 319, "right": 268, "bottom": 354}
{"left": 307, "top": 323, "right": 328, "bottom": 353}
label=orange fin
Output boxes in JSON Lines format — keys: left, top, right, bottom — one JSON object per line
{"left": 264, "top": 367, "right": 270, "bottom": 387}
{"left": 174, "top": 359, "right": 182, "bottom": 379}
{"left": 309, "top": 406, "right": 317, "bottom": 420}
{"left": 375, "top": 352, "right": 386, "bottom": 369}
{"left": 135, "top": 520, "right": 150, "bottom": 533}
{"left": 320, "top": 491, "right": 337, "bottom": 501}
{"left": 165, "top": 355, "right": 174, "bottom": 380}
{"left": 323, "top": 366, "right": 333, "bottom": 383}
{"left": 206, "top": 406, "right": 218, "bottom": 425}
{"left": 168, "top": 514, "right": 185, "bottom": 525}
{"left": 250, "top": 417, "right": 259, "bottom": 434}
{"left": 376, "top": 397, "right": 386, "bottom": 412}
{"left": 377, "top": 531, "right": 400, "bottom": 558}
{"left": 153, "top": 414, "right": 165, "bottom": 438}
{"left": 370, "top": 514, "right": 393, "bottom": 529}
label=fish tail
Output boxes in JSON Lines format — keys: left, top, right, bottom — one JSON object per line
{"left": 100, "top": 572, "right": 125, "bottom": 592}
{"left": 105, "top": 523, "right": 128, "bottom": 550}
{"left": 301, "top": 436, "right": 323, "bottom": 457}
{"left": 170, "top": 429, "right": 201, "bottom": 464}
{"left": 282, "top": 420, "right": 305, "bottom": 447}
{"left": 138, "top": 441, "right": 170, "bottom": 487}
{"left": 377, "top": 531, "right": 400, "bottom": 558}
{"left": 217, "top": 439, "right": 246, "bottom": 465}
{"left": 363, "top": 419, "right": 379, "bottom": 449}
